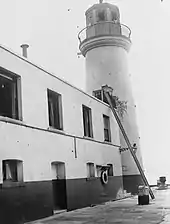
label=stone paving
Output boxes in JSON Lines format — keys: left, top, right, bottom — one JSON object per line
{"left": 27, "top": 188, "right": 170, "bottom": 224}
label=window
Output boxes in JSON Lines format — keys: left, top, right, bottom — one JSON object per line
{"left": 87, "top": 162, "right": 95, "bottom": 178}
{"left": 97, "top": 10, "right": 106, "bottom": 21}
{"left": 93, "top": 89, "right": 118, "bottom": 108}
{"left": 103, "top": 115, "right": 111, "bottom": 142}
{"left": 47, "top": 89, "right": 63, "bottom": 130}
{"left": 2, "top": 159, "right": 23, "bottom": 182}
{"left": 107, "top": 164, "right": 113, "bottom": 176}
{"left": 93, "top": 89, "right": 108, "bottom": 104}
{"left": 0, "top": 70, "right": 22, "bottom": 120}
{"left": 82, "top": 105, "right": 93, "bottom": 138}
{"left": 111, "top": 11, "right": 119, "bottom": 23}
{"left": 93, "top": 90, "right": 102, "bottom": 100}
{"left": 51, "top": 161, "right": 66, "bottom": 180}
{"left": 96, "top": 165, "right": 102, "bottom": 177}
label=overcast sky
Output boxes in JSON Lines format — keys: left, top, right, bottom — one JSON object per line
{"left": 0, "top": 0, "right": 170, "bottom": 184}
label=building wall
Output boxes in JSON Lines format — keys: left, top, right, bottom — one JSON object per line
{"left": 0, "top": 46, "right": 119, "bottom": 141}
{"left": 0, "top": 46, "right": 123, "bottom": 223}
{"left": 0, "top": 122, "right": 122, "bottom": 182}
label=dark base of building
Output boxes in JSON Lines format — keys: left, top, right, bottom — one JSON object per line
{"left": 123, "top": 174, "right": 144, "bottom": 194}
{"left": 0, "top": 181, "right": 54, "bottom": 224}
{"left": 0, "top": 176, "right": 123, "bottom": 224}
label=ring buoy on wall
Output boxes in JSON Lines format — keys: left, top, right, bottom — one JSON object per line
{"left": 101, "top": 171, "right": 108, "bottom": 184}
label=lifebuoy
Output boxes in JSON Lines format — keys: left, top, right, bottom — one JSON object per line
{"left": 101, "top": 171, "right": 108, "bottom": 184}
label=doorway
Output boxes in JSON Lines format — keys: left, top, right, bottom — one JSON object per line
{"left": 51, "top": 162, "right": 67, "bottom": 211}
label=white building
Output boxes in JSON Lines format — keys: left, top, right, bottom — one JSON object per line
{"left": 0, "top": 1, "right": 143, "bottom": 223}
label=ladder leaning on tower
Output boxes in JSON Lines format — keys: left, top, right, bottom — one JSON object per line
{"left": 102, "top": 85, "right": 155, "bottom": 200}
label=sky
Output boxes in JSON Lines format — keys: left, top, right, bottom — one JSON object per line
{"left": 0, "top": 0, "right": 170, "bottom": 184}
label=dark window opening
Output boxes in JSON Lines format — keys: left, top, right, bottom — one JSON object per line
{"left": 93, "top": 89, "right": 109, "bottom": 104}
{"left": 47, "top": 89, "right": 63, "bottom": 130}
{"left": 82, "top": 105, "right": 93, "bottom": 138}
{"left": 87, "top": 162, "right": 95, "bottom": 178}
{"left": 107, "top": 164, "right": 114, "bottom": 176}
{"left": 2, "top": 159, "right": 23, "bottom": 182}
{"left": 97, "top": 10, "right": 106, "bottom": 21}
{"left": 0, "top": 73, "right": 20, "bottom": 119}
{"left": 93, "top": 90, "right": 102, "bottom": 100}
{"left": 111, "top": 11, "right": 119, "bottom": 23}
{"left": 103, "top": 115, "right": 111, "bottom": 142}
{"left": 96, "top": 165, "right": 102, "bottom": 177}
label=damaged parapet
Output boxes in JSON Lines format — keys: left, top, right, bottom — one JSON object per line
{"left": 101, "top": 85, "right": 128, "bottom": 118}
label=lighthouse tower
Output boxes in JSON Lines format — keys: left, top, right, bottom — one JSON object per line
{"left": 79, "top": 1, "right": 144, "bottom": 193}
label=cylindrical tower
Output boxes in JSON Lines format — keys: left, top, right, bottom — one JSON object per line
{"left": 78, "top": 1, "right": 144, "bottom": 193}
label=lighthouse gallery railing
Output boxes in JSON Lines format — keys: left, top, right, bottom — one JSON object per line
{"left": 78, "top": 21, "right": 131, "bottom": 44}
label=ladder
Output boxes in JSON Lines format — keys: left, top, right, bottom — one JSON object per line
{"left": 102, "top": 85, "right": 155, "bottom": 199}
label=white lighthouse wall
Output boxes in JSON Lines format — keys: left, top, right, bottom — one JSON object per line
{"left": 85, "top": 46, "right": 143, "bottom": 176}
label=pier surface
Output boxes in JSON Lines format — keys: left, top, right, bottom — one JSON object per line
{"left": 27, "top": 188, "right": 170, "bottom": 224}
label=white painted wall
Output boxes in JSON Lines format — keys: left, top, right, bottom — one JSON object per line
{"left": 0, "top": 46, "right": 122, "bottom": 183}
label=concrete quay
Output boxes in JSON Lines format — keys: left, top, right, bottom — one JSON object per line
{"left": 27, "top": 188, "right": 170, "bottom": 224}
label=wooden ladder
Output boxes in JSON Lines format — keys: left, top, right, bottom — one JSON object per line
{"left": 102, "top": 85, "right": 155, "bottom": 199}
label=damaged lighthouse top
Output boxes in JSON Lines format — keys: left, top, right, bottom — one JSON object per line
{"left": 78, "top": 0, "right": 131, "bottom": 56}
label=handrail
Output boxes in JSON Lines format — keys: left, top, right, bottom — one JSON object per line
{"left": 78, "top": 21, "right": 131, "bottom": 44}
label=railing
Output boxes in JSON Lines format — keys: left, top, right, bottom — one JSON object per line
{"left": 78, "top": 21, "right": 131, "bottom": 44}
